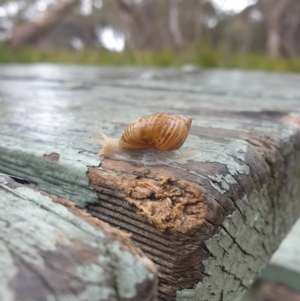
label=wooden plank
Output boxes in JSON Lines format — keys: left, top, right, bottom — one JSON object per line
{"left": 0, "top": 173, "right": 158, "bottom": 301}
{"left": 0, "top": 65, "right": 300, "bottom": 301}
{"left": 257, "top": 283, "right": 300, "bottom": 301}
{"left": 242, "top": 281, "right": 300, "bottom": 301}
{"left": 241, "top": 219, "right": 300, "bottom": 301}
{"left": 258, "top": 218, "right": 300, "bottom": 293}
{"left": 269, "top": 218, "right": 300, "bottom": 274}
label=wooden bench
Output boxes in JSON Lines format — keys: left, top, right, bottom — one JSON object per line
{"left": 241, "top": 217, "right": 300, "bottom": 301}
{"left": 0, "top": 65, "right": 299, "bottom": 301}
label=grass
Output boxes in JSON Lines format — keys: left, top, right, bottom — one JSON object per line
{"left": 1, "top": 44, "right": 300, "bottom": 72}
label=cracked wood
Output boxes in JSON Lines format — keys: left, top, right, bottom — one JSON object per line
{"left": 0, "top": 65, "right": 300, "bottom": 301}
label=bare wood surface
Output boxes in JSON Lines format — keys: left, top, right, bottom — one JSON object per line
{"left": 0, "top": 173, "right": 157, "bottom": 301}
{"left": 0, "top": 65, "right": 300, "bottom": 301}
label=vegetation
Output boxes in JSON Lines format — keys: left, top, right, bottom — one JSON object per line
{"left": 1, "top": 0, "right": 300, "bottom": 72}
{"left": 1, "top": 44, "right": 300, "bottom": 73}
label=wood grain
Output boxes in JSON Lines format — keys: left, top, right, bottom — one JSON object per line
{"left": 0, "top": 65, "right": 300, "bottom": 301}
{"left": 87, "top": 128, "right": 300, "bottom": 300}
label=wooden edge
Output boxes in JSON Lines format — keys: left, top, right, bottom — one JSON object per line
{"left": 257, "top": 217, "right": 300, "bottom": 293}
{"left": 259, "top": 265, "right": 300, "bottom": 294}
{"left": 0, "top": 137, "right": 100, "bottom": 208}
{"left": 257, "top": 282, "right": 300, "bottom": 301}
{"left": 0, "top": 173, "right": 158, "bottom": 301}
{"left": 86, "top": 128, "right": 300, "bottom": 301}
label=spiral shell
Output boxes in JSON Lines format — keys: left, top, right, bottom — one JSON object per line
{"left": 119, "top": 113, "right": 192, "bottom": 151}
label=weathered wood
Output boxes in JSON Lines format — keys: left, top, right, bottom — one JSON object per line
{"left": 241, "top": 218, "right": 300, "bottom": 301}
{"left": 87, "top": 131, "right": 300, "bottom": 300}
{"left": 259, "top": 218, "right": 300, "bottom": 293}
{"left": 0, "top": 173, "right": 157, "bottom": 301}
{"left": 0, "top": 65, "right": 300, "bottom": 301}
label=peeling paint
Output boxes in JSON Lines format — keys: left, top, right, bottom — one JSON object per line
{"left": 0, "top": 136, "right": 99, "bottom": 207}
{"left": 190, "top": 137, "right": 250, "bottom": 176}
{"left": 109, "top": 241, "right": 156, "bottom": 299}
{"left": 177, "top": 148, "right": 300, "bottom": 301}
{"left": 43, "top": 152, "right": 60, "bottom": 162}
{"left": 0, "top": 176, "right": 157, "bottom": 301}
{"left": 0, "top": 242, "right": 18, "bottom": 301}
{"left": 1, "top": 66, "right": 300, "bottom": 301}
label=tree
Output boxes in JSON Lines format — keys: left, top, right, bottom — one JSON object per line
{"left": 258, "top": 0, "right": 292, "bottom": 58}
{"left": 6, "top": 0, "right": 80, "bottom": 48}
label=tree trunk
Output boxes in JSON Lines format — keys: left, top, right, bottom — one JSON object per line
{"left": 169, "top": 0, "right": 184, "bottom": 49}
{"left": 281, "top": 2, "right": 300, "bottom": 57}
{"left": 259, "top": 0, "right": 291, "bottom": 58}
{"left": 7, "top": 0, "right": 80, "bottom": 48}
{"left": 114, "top": 0, "right": 152, "bottom": 49}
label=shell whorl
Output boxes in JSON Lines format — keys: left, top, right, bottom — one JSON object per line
{"left": 119, "top": 113, "right": 192, "bottom": 151}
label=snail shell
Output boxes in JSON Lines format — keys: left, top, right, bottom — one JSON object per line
{"left": 119, "top": 113, "right": 192, "bottom": 150}
{"left": 90, "top": 113, "right": 200, "bottom": 165}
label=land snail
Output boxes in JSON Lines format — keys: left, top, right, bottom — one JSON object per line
{"left": 90, "top": 113, "right": 200, "bottom": 165}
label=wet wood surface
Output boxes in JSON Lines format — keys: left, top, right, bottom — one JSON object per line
{"left": 0, "top": 65, "right": 300, "bottom": 301}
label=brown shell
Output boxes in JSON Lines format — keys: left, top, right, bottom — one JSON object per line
{"left": 119, "top": 113, "right": 192, "bottom": 151}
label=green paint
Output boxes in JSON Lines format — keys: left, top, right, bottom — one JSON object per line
{"left": 0, "top": 176, "right": 157, "bottom": 300}
{"left": 0, "top": 136, "right": 100, "bottom": 207}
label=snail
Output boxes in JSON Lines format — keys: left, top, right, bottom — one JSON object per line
{"left": 90, "top": 113, "right": 200, "bottom": 165}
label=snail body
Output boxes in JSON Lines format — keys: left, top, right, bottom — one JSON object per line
{"left": 90, "top": 113, "right": 200, "bottom": 165}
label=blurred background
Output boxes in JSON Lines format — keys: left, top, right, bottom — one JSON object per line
{"left": 0, "top": 0, "right": 300, "bottom": 71}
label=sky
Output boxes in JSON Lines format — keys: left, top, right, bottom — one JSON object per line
{"left": 99, "top": 27, "right": 125, "bottom": 52}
